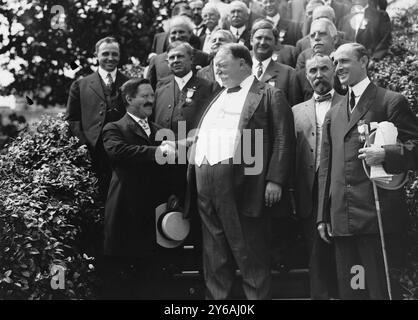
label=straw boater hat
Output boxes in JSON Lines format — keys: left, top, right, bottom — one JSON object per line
{"left": 155, "top": 203, "right": 190, "bottom": 248}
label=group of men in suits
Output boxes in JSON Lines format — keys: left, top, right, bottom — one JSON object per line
{"left": 64, "top": 0, "right": 418, "bottom": 301}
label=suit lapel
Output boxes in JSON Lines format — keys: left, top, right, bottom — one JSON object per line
{"left": 260, "top": 61, "right": 277, "bottom": 83}
{"left": 126, "top": 114, "right": 151, "bottom": 143}
{"left": 304, "top": 98, "right": 316, "bottom": 133}
{"left": 237, "top": 78, "right": 263, "bottom": 132}
{"left": 89, "top": 72, "right": 106, "bottom": 101}
{"left": 345, "top": 83, "right": 376, "bottom": 136}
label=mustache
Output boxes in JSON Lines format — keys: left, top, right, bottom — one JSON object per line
{"left": 144, "top": 102, "right": 153, "bottom": 107}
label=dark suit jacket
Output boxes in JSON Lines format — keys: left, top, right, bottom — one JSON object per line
{"left": 259, "top": 60, "right": 300, "bottom": 107}
{"left": 102, "top": 114, "right": 168, "bottom": 257}
{"left": 330, "top": 0, "right": 351, "bottom": 27}
{"left": 272, "top": 43, "right": 298, "bottom": 68}
{"left": 185, "top": 78, "right": 295, "bottom": 218}
{"left": 276, "top": 18, "right": 303, "bottom": 46}
{"left": 339, "top": 7, "right": 392, "bottom": 59}
{"left": 154, "top": 74, "right": 216, "bottom": 134}
{"left": 291, "top": 93, "right": 344, "bottom": 219}
{"left": 317, "top": 83, "right": 418, "bottom": 236}
{"left": 153, "top": 74, "right": 216, "bottom": 205}
{"left": 66, "top": 71, "right": 129, "bottom": 149}
{"left": 196, "top": 62, "right": 223, "bottom": 93}
{"left": 151, "top": 32, "right": 202, "bottom": 54}
{"left": 146, "top": 50, "right": 210, "bottom": 89}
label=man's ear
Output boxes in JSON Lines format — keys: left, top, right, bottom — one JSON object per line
{"left": 360, "top": 55, "right": 369, "bottom": 69}
{"left": 125, "top": 95, "right": 132, "bottom": 104}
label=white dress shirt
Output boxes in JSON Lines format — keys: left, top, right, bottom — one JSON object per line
{"left": 349, "top": 77, "right": 371, "bottom": 113}
{"left": 266, "top": 13, "right": 281, "bottom": 28}
{"left": 230, "top": 25, "right": 246, "bottom": 39}
{"left": 98, "top": 67, "right": 117, "bottom": 86}
{"left": 127, "top": 112, "right": 151, "bottom": 137}
{"left": 174, "top": 71, "right": 193, "bottom": 91}
{"left": 194, "top": 75, "right": 255, "bottom": 166}
{"left": 252, "top": 57, "right": 271, "bottom": 80}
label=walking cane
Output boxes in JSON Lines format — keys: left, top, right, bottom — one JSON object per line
{"left": 358, "top": 121, "right": 392, "bottom": 300}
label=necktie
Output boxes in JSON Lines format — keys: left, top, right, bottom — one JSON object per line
{"left": 226, "top": 86, "right": 241, "bottom": 93}
{"left": 235, "top": 29, "right": 240, "bottom": 39}
{"left": 349, "top": 90, "right": 356, "bottom": 113}
{"left": 256, "top": 61, "right": 263, "bottom": 79}
{"left": 106, "top": 73, "right": 113, "bottom": 89}
{"left": 138, "top": 118, "right": 151, "bottom": 136}
{"left": 315, "top": 92, "right": 332, "bottom": 103}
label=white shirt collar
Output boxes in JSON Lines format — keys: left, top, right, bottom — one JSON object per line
{"left": 267, "top": 13, "right": 281, "bottom": 27}
{"left": 324, "top": 0, "right": 332, "bottom": 6}
{"left": 350, "top": 77, "right": 370, "bottom": 98}
{"left": 127, "top": 112, "right": 147, "bottom": 124}
{"left": 174, "top": 71, "right": 193, "bottom": 90}
{"left": 238, "top": 74, "right": 255, "bottom": 91}
{"left": 313, "top": 89, "right": 335, "bottom": 100}
{"left": 98, "top": 67, "right": 117, "bottom": 83}
{"left": 230, "top": 25, "right": 246, "bottom": 38}
{"left": 252, "top": 57, "right": 271, "bottom": 78}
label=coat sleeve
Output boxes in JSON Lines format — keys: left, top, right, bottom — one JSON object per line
{"left": 373, "top": 11, "right": 392, "bottom": 59}
{"left": 266, "top": 88, "right": 295, "bottom": 186}
{"left": 382, "top": 94, "right": 418, "bottom": 174}
{"left": 102, "top": 123, "right": 159, "bottom": 166}
{"left": 317, "top": 109, "right": 333, "bottom": 224}
{"left": 65, "top": 79, "right": 88, "bottom": 145}
{"left": 146, "top": 55, "right": 158, "bottom": 90}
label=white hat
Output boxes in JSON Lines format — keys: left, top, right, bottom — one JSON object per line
{"left": 155, "top": 203, "right": 190, "bottom": 248}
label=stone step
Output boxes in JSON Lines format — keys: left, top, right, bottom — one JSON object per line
{"left": 158, "top": 268, "right": 310, "bottom": 300}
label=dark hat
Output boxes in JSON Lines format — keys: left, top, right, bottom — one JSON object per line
{"left": 155, "top": 203, "right": 190, "bottom": 248}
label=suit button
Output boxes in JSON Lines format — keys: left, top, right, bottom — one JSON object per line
{"left": 310, "top": 165, "right": 314, "bottom": 169}
{"left": 99, "top": 111, "right": 103, "bottom": 115}
{"left": 168, "top": 104, "right": 172, "bottom": 109}
{"left": 100, "top": 103, "right": 105, "bottom": 107}
{"left": 312, "top": 132, "right": 315, "bottom": 136}
{"left": 310, "top": 148, "right": 313, "bottom": 152}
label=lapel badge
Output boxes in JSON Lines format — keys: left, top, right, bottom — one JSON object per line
{"left": 279, "top": 29, "right": 286, "bottom": 43}
{"left": 268, "top": 80, "right": 276, "bottom": 87}
{"left": 185, "top": 86, "right": 196, "bottom": 103}
{"left": 272, "top": 53, "right": 278, "bottom": 61}
{"left": 359, "top": 19, "right": 368, "bottom": 29}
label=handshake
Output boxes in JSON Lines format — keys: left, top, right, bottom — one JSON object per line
{"left": 156, "top": 137, "right": 196, "bottom": 163}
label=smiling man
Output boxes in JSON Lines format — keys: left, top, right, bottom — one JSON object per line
{"left": 101, "top": 78, "right": 175, "bottom": 299}
{"left": 66, "top": 36, "right": 129, "bottom": 198}
{"left": 186, "top": 43, "right": 294, "bottom": 300}
{"left": 250, "top": 19, "right": 299, "bottom": 105}
{"left": 317, "top": 43, "right": 418, "bottom": 300}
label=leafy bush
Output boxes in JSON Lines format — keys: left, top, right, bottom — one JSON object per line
{"left": 0, "top": 114, "right": 103, "bottom": 299}
{"left": 368, "top": 6, "right": 418, "bottom": 299}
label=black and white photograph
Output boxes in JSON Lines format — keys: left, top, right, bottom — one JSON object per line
{"left": 0, "top": 0, "right": 417, "bottom": 305}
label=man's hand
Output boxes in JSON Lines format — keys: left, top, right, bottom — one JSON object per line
{"left": 317, "top": 222, "right": 332, "bottom": 244}
{"left": 265, "top": 182, "right": 282, "bottom": 208}
{"left": 159, "top": 141, "right": 176, "bottom": 158}
{"left": 358, "top": 146, "right": 385, "bottom": 166}
{"left": 167, "top": 194, "right": 180, "bottom": 211}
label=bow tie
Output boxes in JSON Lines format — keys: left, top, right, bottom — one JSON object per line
{"left": 315, "top": 92, "right": 332, "bottom": 103}
{"left": 226, "top": 86, "right": 242, "bottom": 94}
